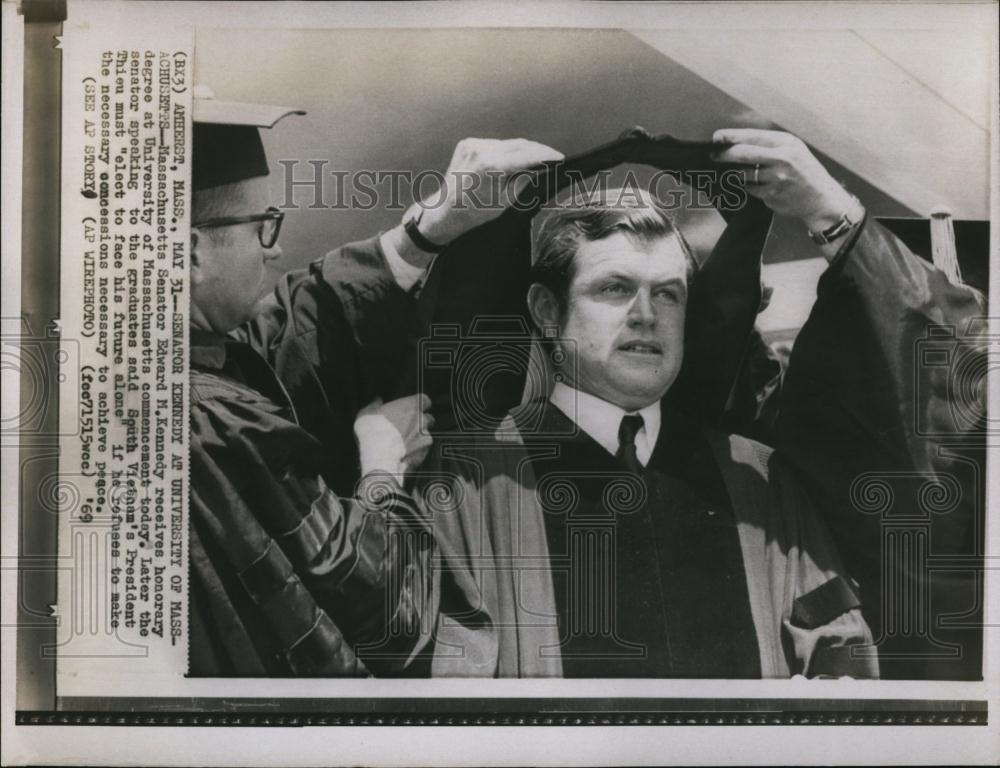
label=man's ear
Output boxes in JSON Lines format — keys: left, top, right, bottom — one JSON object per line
{"left": 527, "top": 283, "right": 562, "bottom": 336}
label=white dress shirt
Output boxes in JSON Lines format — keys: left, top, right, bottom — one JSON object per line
{"left": 549, "top": 382, "right": 661, "bottom": 467}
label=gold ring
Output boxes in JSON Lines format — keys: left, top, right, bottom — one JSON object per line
{"left": 752, "top": 164, "right": 761, "bottom": 184}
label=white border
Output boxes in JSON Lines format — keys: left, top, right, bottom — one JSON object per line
{"left": 1, "top": 1, "right": 27, "bottom": 765}
{"left": 3, "top": 1, "right": 999, "bottom": 765}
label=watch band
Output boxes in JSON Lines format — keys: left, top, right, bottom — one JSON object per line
{"left": 403, "top": 211, "right": 447, "bottom": 254}
{"left": 808, "top": 195, "right": 864, "bottom": 245}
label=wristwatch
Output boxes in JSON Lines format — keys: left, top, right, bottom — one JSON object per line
{"left": 403, "top": 209, "right": 447, "bottom": 254}
{"left": 808, "top": 195, "right": 865, "bottom": 245}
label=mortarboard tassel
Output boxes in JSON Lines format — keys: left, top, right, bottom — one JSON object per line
{"left": 929, "top": 207, "right": 964, "bottom": 286}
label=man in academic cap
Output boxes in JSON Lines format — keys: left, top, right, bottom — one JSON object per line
{"left": 186, "top": 92, "right": 562, "bottom": 675}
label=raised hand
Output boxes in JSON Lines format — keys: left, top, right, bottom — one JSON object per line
{"left": 711, "top": 129, "right": 863, "bottom": 236}
{"left": 409, "top": 137, "right": 564, "bottom": 247}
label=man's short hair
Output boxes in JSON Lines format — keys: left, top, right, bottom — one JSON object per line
{"left": 192, "top": 181, "right": 249, "bottom": 246}
{"left": 531, "top": 187, "right": 696, "bottom": 311}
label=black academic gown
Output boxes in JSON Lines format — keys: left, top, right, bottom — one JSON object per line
{"left": 416, "top": 128, "right": 987, "bottom": 679}
{"left": 189, "top": 237, "right": 435, "bottom": 676}
{"left": 727, "top": 220, "right": 989, "bottom": 680}
{"left": 424, "top": 395, "right": 878, "bottom": 679}
{"left": 520, "top": 402, "right": 762, "bottom": 678}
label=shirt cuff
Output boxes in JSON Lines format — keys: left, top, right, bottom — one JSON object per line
{"left": 379, "top": 230, "right": 431, "bottom": 292}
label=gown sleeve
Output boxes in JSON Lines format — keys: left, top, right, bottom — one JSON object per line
{"left": 189, "top": 386, "right": 433, "bottom": 675}
{"left": 771, "top": 218, "right": 986, "bottom": 490}
{"left": 745, "top": 219, "right": 987, "bottom": 678}
{"left": 231, "top": 236, "right": 423, "bottom": 495}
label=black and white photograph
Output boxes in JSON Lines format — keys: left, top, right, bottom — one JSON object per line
{"left": 2, "top": 1, "right": 997, "bottom": 765}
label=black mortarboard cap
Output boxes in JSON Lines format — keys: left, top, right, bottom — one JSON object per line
{"left": 192, "top": 86, "right": 306, "bottom": 191}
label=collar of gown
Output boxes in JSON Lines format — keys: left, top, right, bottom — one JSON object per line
{"left": 190, "top": 329, "right": 228, "bottom": 370}
{"left": 548, "top": 382, "right": 661, "bottom": 467}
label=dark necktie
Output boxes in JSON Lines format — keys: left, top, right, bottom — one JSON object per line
{"left": 616, "top": 414, "right": 645, "bottom": 474}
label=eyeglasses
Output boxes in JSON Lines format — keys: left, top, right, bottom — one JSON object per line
{"left": 192, "top": 206, "right": 285, "bottom": 249}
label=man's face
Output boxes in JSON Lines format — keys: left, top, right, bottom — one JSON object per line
{"left": 557, "top": 232, "right": 689, "bottom": 411}
{"left": 190, "top": 177, "right": 282, "bottom": 334}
